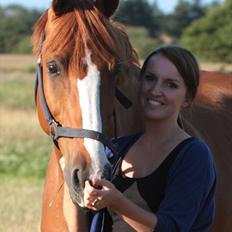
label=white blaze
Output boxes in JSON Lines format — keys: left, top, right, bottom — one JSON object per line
{"left": 77, "top": 50, "right": 108, "bottom": 177}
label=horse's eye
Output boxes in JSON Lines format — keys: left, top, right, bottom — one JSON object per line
{"left": 47, "top": 61, "right": 61, "bottom": 77}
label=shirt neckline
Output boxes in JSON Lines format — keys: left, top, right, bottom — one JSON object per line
{"left": 120, "top": 137, "right": 195, "bottom": 180}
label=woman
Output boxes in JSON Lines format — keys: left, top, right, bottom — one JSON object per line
{"left": 84, "top": 45, "right": 216, "bottom": 232}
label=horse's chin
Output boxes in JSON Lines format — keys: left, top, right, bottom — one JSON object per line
{"left": 69, "top": 188, "right": 85, "bottom": 207}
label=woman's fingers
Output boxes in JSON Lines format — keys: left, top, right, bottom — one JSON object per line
{"left": 92, "top": 178, "right": 113, "bottom": 190}
{"left": 84, "top": 178, "right": 116, "bottom": 210}
{"left": 85, "top": 180, "right": 98, "bottom": 196}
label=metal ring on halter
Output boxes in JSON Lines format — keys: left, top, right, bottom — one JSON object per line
{"left": 92, "top": 198, "right": 99, "bottom": 206}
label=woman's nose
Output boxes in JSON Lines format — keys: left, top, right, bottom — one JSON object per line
{"left": 151, "top": 83, "right": 163, "bottom": 96}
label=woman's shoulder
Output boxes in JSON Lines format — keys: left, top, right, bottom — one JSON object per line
{"left": 106, "top": 133, "right": 142, "bottom": 162}
{"left": 180, "top": 137, "right": 214, "bottom": 162}
{"left": 170, "top": 137, "right": 216, "bottom": 177}
{"left": 111, "top": 133, "right": 142, "bottom": 153}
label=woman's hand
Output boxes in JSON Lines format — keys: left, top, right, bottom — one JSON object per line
{"left": 84, "top": 178, "right": 122, "bottom": 211}
{"left": 84, "top": 178, "right": 157, "bottom": 231}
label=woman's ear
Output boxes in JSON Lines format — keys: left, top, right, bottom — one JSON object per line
{"left": 182, "top": 96, "right": 192, "bottom": 109}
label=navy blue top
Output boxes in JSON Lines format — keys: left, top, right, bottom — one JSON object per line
{"left": 90, "top": 134, "right": 216, "bottom": 232}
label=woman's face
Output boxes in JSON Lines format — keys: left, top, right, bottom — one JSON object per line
{"left": 140, "top": 54, "right": 189, "bottom": 122}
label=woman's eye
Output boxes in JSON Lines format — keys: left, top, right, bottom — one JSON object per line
{"left": 144, "top": 74, "right": 155, "bottom": 81}
{"left": 167, "top": 82, "right": 178, "bottom": 88}
{"left": 47, "top": 61, "right": 61, "bottom": 77}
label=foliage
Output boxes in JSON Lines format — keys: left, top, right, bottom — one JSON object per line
{"left": 115, "top": 0, "right": 163, "bottom": 37}
{"left": 14, "top": 36, "right": 33, "bottom": 54}
{"left": 126, "top": 26, "right": 160, "bottom": 59}
{"left": 163, "top": 0, "right": 208, "bottom": 38}
{"left": 0, "top": 5, "right": 41, "bottom": 53}
{"left": 115, "top": 0, "right": 214, "bottom": 40}
{"left": 181, "top": 0, "right": 232, "bottom": 63}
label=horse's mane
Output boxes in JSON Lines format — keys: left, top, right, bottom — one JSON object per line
{"left": 32, "top": 5, "right": 139, "bottom": 78}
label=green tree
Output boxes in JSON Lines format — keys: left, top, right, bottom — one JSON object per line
{"left": 0, "top": 5, "right": 41, "bottom": 53}
{"left": 163, "top": 0, "right": 207, "bottom": 39}
{"left": 126, "top": 26, "right": 160, "bottom": 59}
{"left": 115, "top": 0, "right": 154, "bottom": 27}
{"left": 115, "top": 0, "right": 163, "bottom": 37}
{"left": 181, "top": 0, "right": 232, "bottom": 63}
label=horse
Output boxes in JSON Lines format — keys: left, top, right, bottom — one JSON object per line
{"left": 182, "top": 71, "right": 232, "bottom": 232}
{"left": 32, "top": 0, "right": 232, "bottom": 231}
{"left": 32, "top": 0, "right": 143, "bottom": 230}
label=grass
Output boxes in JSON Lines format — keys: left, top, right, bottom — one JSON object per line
{"left": 0, "top": 54, "right": 51, "bottom": 231}
{"left": 0, "top": 69, "right": 51, "bottom": 179}
{"left": 0, "top": 76, "right": 36, "bottom": 109}
{"left": 0, "top": 107, "right": 51, "bottom": 179}
{"left": 0, "top": 178, "right": 43, "bottom": 232}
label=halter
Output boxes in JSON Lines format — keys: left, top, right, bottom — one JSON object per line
{"left": 35, "top": 33, "right": 132, "bottom": 156}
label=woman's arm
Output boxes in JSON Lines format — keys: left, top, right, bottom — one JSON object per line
{"left": 155, "top": 140, "right": 216, "bottom": 231}
{"left": 111, "top": 187, "right": 157, "bottom": 232}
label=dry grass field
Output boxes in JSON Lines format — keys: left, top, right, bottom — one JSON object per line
{"left": 201, "top": 62, "right": 232, "bottom": 73}
{"left": 0, "top": 54, "right": 231, "bottom": 231}
{"left": 0, "top": 54, "right": 49, "bottom": 232}
{"left": 0, "top": 179, "right": 43, "bottom": 232}
{"left": 0, "top": 54, "right": 36, "bottom": 70}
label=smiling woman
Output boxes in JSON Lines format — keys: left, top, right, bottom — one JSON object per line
{"left": 84, "top": 45, "right": 216, "bottom": 232}
{"left": 140, "top": 54, "right": 191, "bottom": 122}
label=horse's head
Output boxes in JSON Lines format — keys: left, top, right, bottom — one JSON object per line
{"left": 32, "top": 0, "right": 139, "bottom": 207}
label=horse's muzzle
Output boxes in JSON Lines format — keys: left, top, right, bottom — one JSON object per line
{"left": 101, "top": 163, "right": 112, "bottom": 181}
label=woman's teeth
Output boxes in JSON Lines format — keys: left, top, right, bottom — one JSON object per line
{"left": 147, "top": 99, "right": 163, "bottom": 106}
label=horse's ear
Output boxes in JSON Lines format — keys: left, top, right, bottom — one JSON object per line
{"left": 52, "top": 0, "right": 76, "bottom": 16}
{"left": 52, "top": 0, "right": 119, "bottom": 17}
{"left": 95, "top": 0, "right": 119, "bottom": 18}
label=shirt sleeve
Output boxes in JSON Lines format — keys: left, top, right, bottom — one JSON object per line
{"left": 155, "top": 139, "right": 216, "bottom": 232}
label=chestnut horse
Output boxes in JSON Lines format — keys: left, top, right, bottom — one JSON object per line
{"left": 182, "top": 71, "right": 232, "bottom": 232}
{"left": 32, "top": 0, "right": 142, "bottom": 231}
{"left": 32, "top": 0, "right": 232, "bottom": 231}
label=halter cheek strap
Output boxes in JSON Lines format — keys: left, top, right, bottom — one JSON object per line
{"left": 36, "top": 61, "right": 118, "bottom": 155}
{"left": 34, "top": 32, "right": 133, "bottom": 156}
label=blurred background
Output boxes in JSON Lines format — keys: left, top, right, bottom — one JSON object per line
{"left": 0, "top": 0, "right": 231, "bottom": 231}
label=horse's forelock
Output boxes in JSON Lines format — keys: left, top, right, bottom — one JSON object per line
{"left": 32, "top": 5, "right": 138, "bottom": 78}
{"left": 32, "top": 11, "right": 48, "bottom": 56}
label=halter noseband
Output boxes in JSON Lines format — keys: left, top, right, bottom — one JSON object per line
{"left": 35, "top": 33, "right": 132, "bottom": 156}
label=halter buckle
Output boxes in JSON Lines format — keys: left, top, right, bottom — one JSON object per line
{"left": 49, "top": 120, "right": 58, "bottom": 140}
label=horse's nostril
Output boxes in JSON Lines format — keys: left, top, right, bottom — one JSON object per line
{"left": 101, "top": 163, "right": 112, "bottom": 180}
{"left": 72, "top": 169, "right": 80, "bottom": 189}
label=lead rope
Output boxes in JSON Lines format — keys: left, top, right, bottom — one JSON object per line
{"left": 112, "top": 109, "right": 118, "bottom": 139}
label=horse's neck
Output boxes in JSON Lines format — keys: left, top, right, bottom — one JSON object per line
{"left": 40, "top": 147, "right": 68, "bottom": 231}
{"left": 115, "top": 99, "right": 144, "bottom": 136}
{"left": 115, "top": 65, "right": 144, "bottom": 136}
{"left": 41, "top": 147, "right": 89, "bottom": 231}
